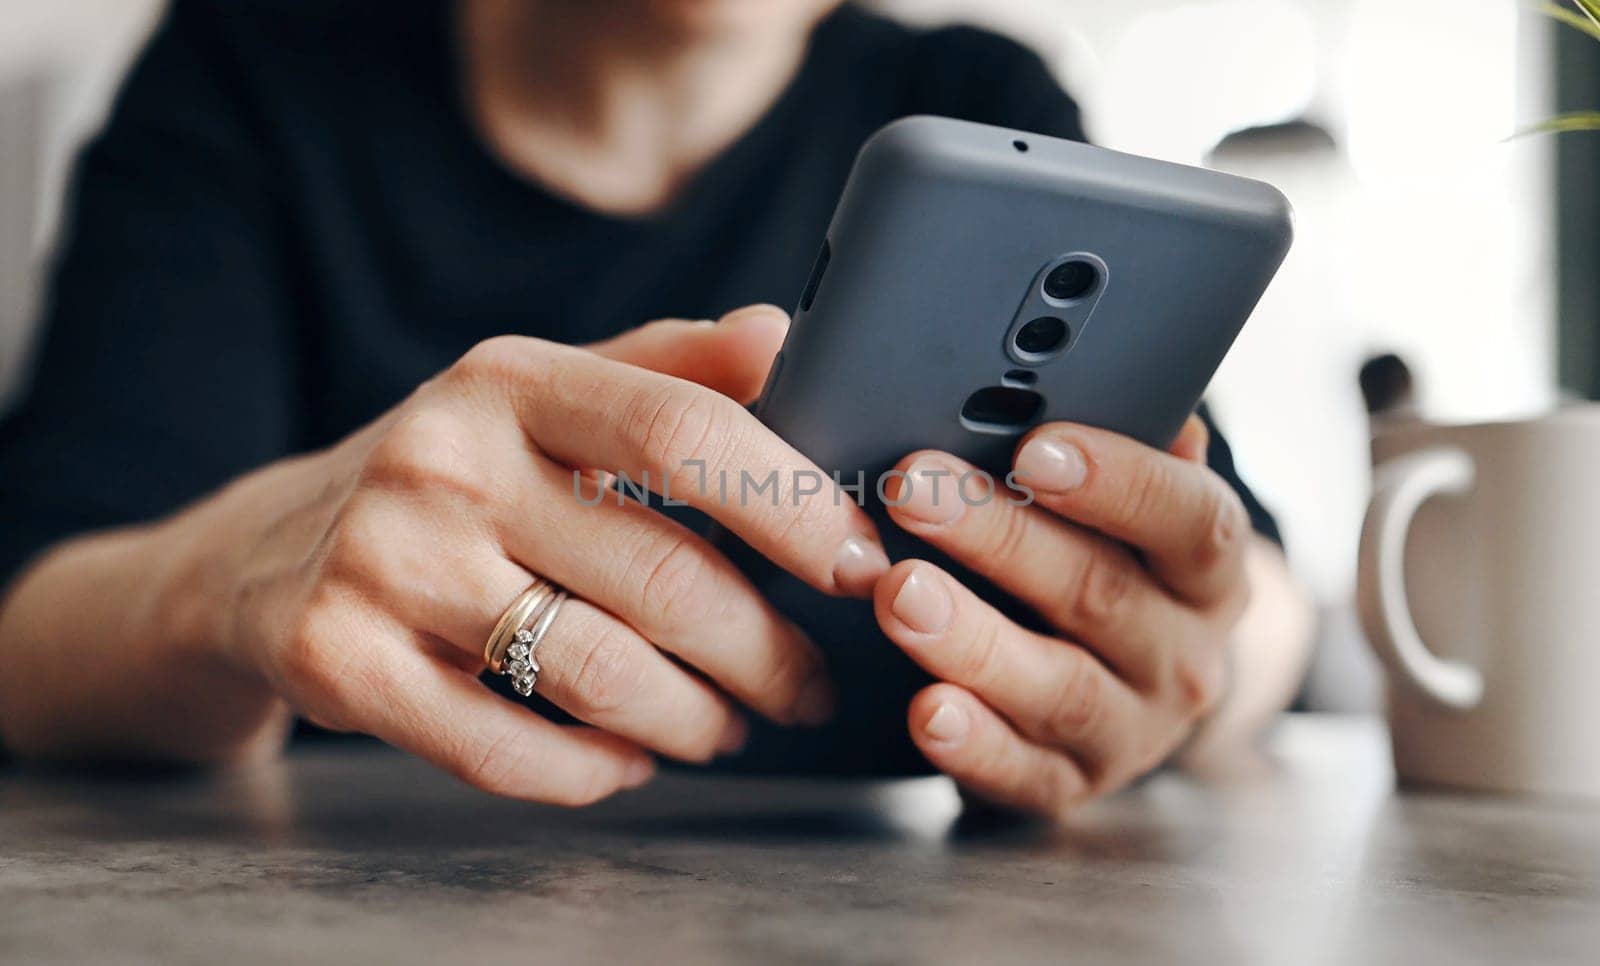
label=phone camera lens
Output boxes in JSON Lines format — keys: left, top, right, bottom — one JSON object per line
{"left": 1042, "top": 260, "right": 1099, "bottom": 302}
{"left": 1014, "top": 316, "right": 1069, "bottom": 356}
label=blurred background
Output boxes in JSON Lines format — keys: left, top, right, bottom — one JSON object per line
{"left": 0, "top": 0, "right": 1591, "bottom": 711}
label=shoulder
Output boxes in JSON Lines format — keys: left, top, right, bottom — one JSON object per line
{"left": 110, "top": 0, "right": 445, "bottom": 162}
{"left": 819, "top": 6, "right": 1085, "bottom": 142}
{"left": 162, "top": 0, "right": 421, "bottom": 42}
{"left": 148, "top": 0, "right": 437, "bottom": 88}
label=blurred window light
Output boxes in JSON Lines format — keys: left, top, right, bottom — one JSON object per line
{"left": 1098, "top": 0, "right": 1318, "bottom": 162}
{"left": 1345, "top": 0, "right": 1518, "bottom": 185}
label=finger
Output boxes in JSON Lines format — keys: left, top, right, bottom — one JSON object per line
{"left": 1170, "top": 413, "right": 1209, "bottom": 464}
{"left": 1011, "top": 422, "right": 1251, "bottom": 607}
{"left": 286, "top": 610, "right": 655, "bottom": 805}
{"left": 521, "top": 596, "right": 762, "bottom": 762}
{"left": 331, "top": 502, "right": 759, "bottom": 762}
{"left": 490, "top": 339, "right": 888, "bottom": 597}
{"left": 585, "top": 305, "right": 789, "bottom": 404}
{"left": 883, "top": 450, "right": 1209, "bottom": 691}
{"left": 909, "top": 683, "right": 1090, "bottom": 819}
{"left": 511, "top": 463, "right": 838, "bottom": 726}
{"left": 874, "top": 560, "right": 1144, "bottom": 771}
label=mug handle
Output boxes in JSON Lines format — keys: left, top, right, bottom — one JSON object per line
{"left": 1357, "top": 446, "right": 1485, "bottom": 710}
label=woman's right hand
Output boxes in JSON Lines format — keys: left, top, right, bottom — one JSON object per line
{"left": 183, "top": 304, "right": 889, "bottom": 804}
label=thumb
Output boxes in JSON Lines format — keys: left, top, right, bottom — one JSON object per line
{"left": 585, "top": 304, "right": 790, "bottom": 404}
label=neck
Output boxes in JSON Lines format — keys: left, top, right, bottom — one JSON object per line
{"left": 460, "top": 0, "right": 818, "bottom": 215}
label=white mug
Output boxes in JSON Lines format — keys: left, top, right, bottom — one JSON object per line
{"left": 1357, "top": 405, "right": 1600, "bottom": 798}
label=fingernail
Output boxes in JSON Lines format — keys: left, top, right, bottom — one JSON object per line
{"left": 721, "top": 304, "right": 788, "bottom": 328}
{"left": 792, "top": 675, "right": 837, "bottom": 726}
{"left": 892, "top": 567, "right": 953, "bottom": 635}
{"left": 833, "top": 536, "right": 890, "bottom": 596}
{"left": 1016, "top": 437, "right": 1088, "bottom": 492}
{"left": 622, "top": 757, "right": 655, "bottom": 789}
{"left": 896, "top": 455, "right": 965, "bottom": 524}
{"left": 923, "top": 702, "right": 969, "bottom": 744}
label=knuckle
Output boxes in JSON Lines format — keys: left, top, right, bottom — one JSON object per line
{"left": 361, "top": 409, "right": 485, "bottom": 500}
{"left": 956, "top": 617, "right": 1007, "bottom": 689}
{"left": 1109, "top": 729, "right": 1175, "bottom": 793}
{"left": 278, "top": 623, "right": 329, "bottom": 694}
{"left": 450, "top": 336, "right": 561, "bottom": 410}
{"left": 1067, "top": 546, "right": 1136, "bottom": 629}
{"left": 981, "top": 502, "right": 1034, "bottom": 570}
{"left": 455, "top": 725, "right": 532, "bottom": 798}
{"left": 633, "top": 535, "right": 722, "bottom": 628}
{"left": 569, "top": 626, "right": 648, "bottom": 715}
{"left": 318, "top": 503, "right": 392, "bottom": 589}
{"left": 1036, "top": 763, "right": 1087, "bottom": 820}
{"left": 277, "top": 604, "right": 358, "bottom": 722}
{"left": 749, "top": 638, "right": 817, "bottom": 713}
{"left": 455, "top": 335, "right": 536, "bottom": 384}
{"left": 1194, "top": 486, "right": 1249, "bottom": 571}
{"left": 630, "top": 384, "right": 732, "bottom": 481}
{"left": 1115, "top": 458, "right": 1171, "bottom": 529}
{"left": 1046, "top": 649, "right": 1107, "bottom": 746}
{"left": 1175, "top": 650, "right": 1227, "bottom": 718}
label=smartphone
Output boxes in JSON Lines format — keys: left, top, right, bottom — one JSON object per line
{"left": 716, "top": 116, "right": 1292, "bottom": 775}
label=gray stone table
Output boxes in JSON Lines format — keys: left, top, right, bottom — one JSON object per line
{"left": 2, "top": 715, "right": 1597, "bottom": 965}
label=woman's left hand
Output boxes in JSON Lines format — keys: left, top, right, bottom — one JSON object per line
{"left": 874, "top": 414, "right": 1254, "bottom": 819}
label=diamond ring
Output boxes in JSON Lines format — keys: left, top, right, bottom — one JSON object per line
{"left": 484, "top": 579, "right": 570, "bottom": 698}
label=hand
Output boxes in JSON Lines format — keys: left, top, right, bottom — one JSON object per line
{"left": 188, "top": 305, "right": 887, "bottom": 803}
{"left": 872, "top": 416, "right": 1252, "bottom": 819}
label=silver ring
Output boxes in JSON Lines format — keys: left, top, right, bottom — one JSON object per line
{"left": 501, "top": 589, "right": 569, "bottom": 698}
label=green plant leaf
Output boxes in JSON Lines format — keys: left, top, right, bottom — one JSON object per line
{"left": 1509, "top": 111, "right": 1600, "bottom": 139}
{"left": 1571, "top": 0, "right": 1600, "bottom": 27}
{"left": 1537, "top": 2, "right": 1600, "bottom": 41}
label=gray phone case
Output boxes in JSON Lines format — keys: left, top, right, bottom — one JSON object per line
{"left": 716, "top": 116, "right": 1292, "bottom": 776}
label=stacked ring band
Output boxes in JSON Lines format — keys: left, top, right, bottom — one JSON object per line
{"left": 484, "top": 579, "right": 570, "bottom": 697}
